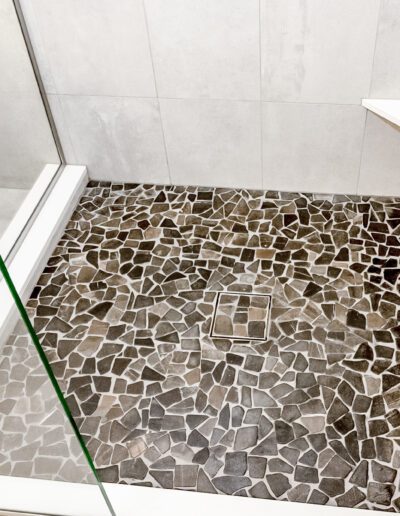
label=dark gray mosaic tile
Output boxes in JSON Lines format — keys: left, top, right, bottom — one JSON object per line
{"left": 26, "top": 182, "right": 400, "bottom": 511}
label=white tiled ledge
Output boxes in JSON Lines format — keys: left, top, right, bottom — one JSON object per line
{"left": 362, "top": 98, "right": 400, "bottom": 127}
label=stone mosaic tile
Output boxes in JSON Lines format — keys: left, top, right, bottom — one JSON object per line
{"left": 211, "top": 292, "right": 271, "bottom": 340}
{"left": 0, "top": 321, "right": 94, "bottom": 483}
{"left": 25, "top": 182, "right": 400, "bottom": 511}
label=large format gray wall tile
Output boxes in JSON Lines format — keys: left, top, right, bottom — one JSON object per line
{"left": 260, "top": 0, "right": 380, "bottom": 104}
{"left": 145, "top": 0, "right": 260, "bottom": 100}
{"left": 160, "top": 99, "right": 262, "bottom": 188}
{"left": 20, "top": 0, "right": 156, "bottom": 97}
{"left": 20, "top": 0, "right": 400, "bottom": 194}
{"left": 358, "top": 112, "right": 400, "bottom": 196}
{"left": 370, "top": 0, "right": 400, "bottom": 98}
{"left": 54, "top": 95, "right": 169, "bottom": 183}
{"left": 262, "top": 103, "right": 366, "bottom": 194}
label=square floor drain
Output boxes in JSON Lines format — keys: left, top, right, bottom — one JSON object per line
{"left": 211, "top": 292, "right": 271, "bottom": 341}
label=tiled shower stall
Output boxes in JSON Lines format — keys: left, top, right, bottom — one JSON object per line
{"left": 1, "top": 1, "right": 400, "bottom": 515}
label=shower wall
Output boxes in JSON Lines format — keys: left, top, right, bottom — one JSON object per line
{"left": 20, "top": 0, "right": 400, "bottom": 195}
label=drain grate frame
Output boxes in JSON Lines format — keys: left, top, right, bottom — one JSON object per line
{"left": 210, "top": 291, "right": 271, "bottom": 341}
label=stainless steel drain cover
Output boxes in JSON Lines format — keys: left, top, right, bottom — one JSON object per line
{"left": 211, "top": 292, "right": 271, "bottom": 341}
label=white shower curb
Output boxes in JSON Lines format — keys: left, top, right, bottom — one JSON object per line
{"left": 0, "top": 164, "right": 88, "bottom": 345}
{"left": 0, "top": 475, "right": 377, "bottom": 516}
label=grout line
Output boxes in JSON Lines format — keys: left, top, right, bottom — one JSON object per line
{"left": 367, "top": 0, "right": 383, "bottom": 98}
{"left": 356, "top": 109, "right": 369, "bottom": 195}
{"left": 53, "top": 92, "right": 364, "bottom": 108}
{"left": 47, "top": 93, "right": 78, "bottom": 164}
{"left": 258, "top": 0, "right": 264, "bottom": 190}
{"left": 356, "top": 0, "right": 382, "bottom": 195}
{"left": 87, "top": 179, "right": 400, "bottom": 201}
{"left": 142, "top": 0, "right": 172, "bottom": 185}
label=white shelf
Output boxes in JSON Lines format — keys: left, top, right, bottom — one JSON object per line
{"left": 362, "top": 98, "right": 400, "bottom": 127}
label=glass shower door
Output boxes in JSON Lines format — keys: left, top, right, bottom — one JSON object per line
{"left": 0, "top": 0, "right": 62, "bottom": 261}
{"left": 0, "top": 255, "right": 115, "bottom": 516}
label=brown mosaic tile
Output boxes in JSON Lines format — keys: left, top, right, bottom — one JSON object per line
{"left": 25, "top": 182, "right": 400, "bottom": 511}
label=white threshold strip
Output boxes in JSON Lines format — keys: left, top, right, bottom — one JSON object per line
{"left": 0, "top": 165, "right": 88, "bottom": 345}
{"left": 0, "top": 475, "right": 375, "bottom": 516}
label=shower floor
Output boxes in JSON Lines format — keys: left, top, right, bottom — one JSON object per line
{"left": 26, "top": 182, "right": 400, "bottom": 511}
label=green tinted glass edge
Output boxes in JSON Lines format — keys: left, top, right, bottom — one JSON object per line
{"left": 0, "top": 256, "right": 116, "bottom": 516}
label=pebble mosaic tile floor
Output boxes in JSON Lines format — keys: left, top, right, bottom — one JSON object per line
{"left": 26, "top": 182, "right": 400, "bottom": 511}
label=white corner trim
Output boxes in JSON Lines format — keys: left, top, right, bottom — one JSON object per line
{"left": 0, "top": 165, "right": 87, "bottom": 345}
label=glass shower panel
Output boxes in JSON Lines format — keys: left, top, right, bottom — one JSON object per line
{"left": 0, "top": 0, "right": 61, "bottom": 259}
{"left": 0, "top": 256, "right": 115, "bottom": 516}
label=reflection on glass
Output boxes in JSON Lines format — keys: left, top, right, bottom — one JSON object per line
{"left": 0, "top": 0, "right": 60, "bottom": 257}
{"left": 0, "top": 256, "right": 115, "bottom": 515}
